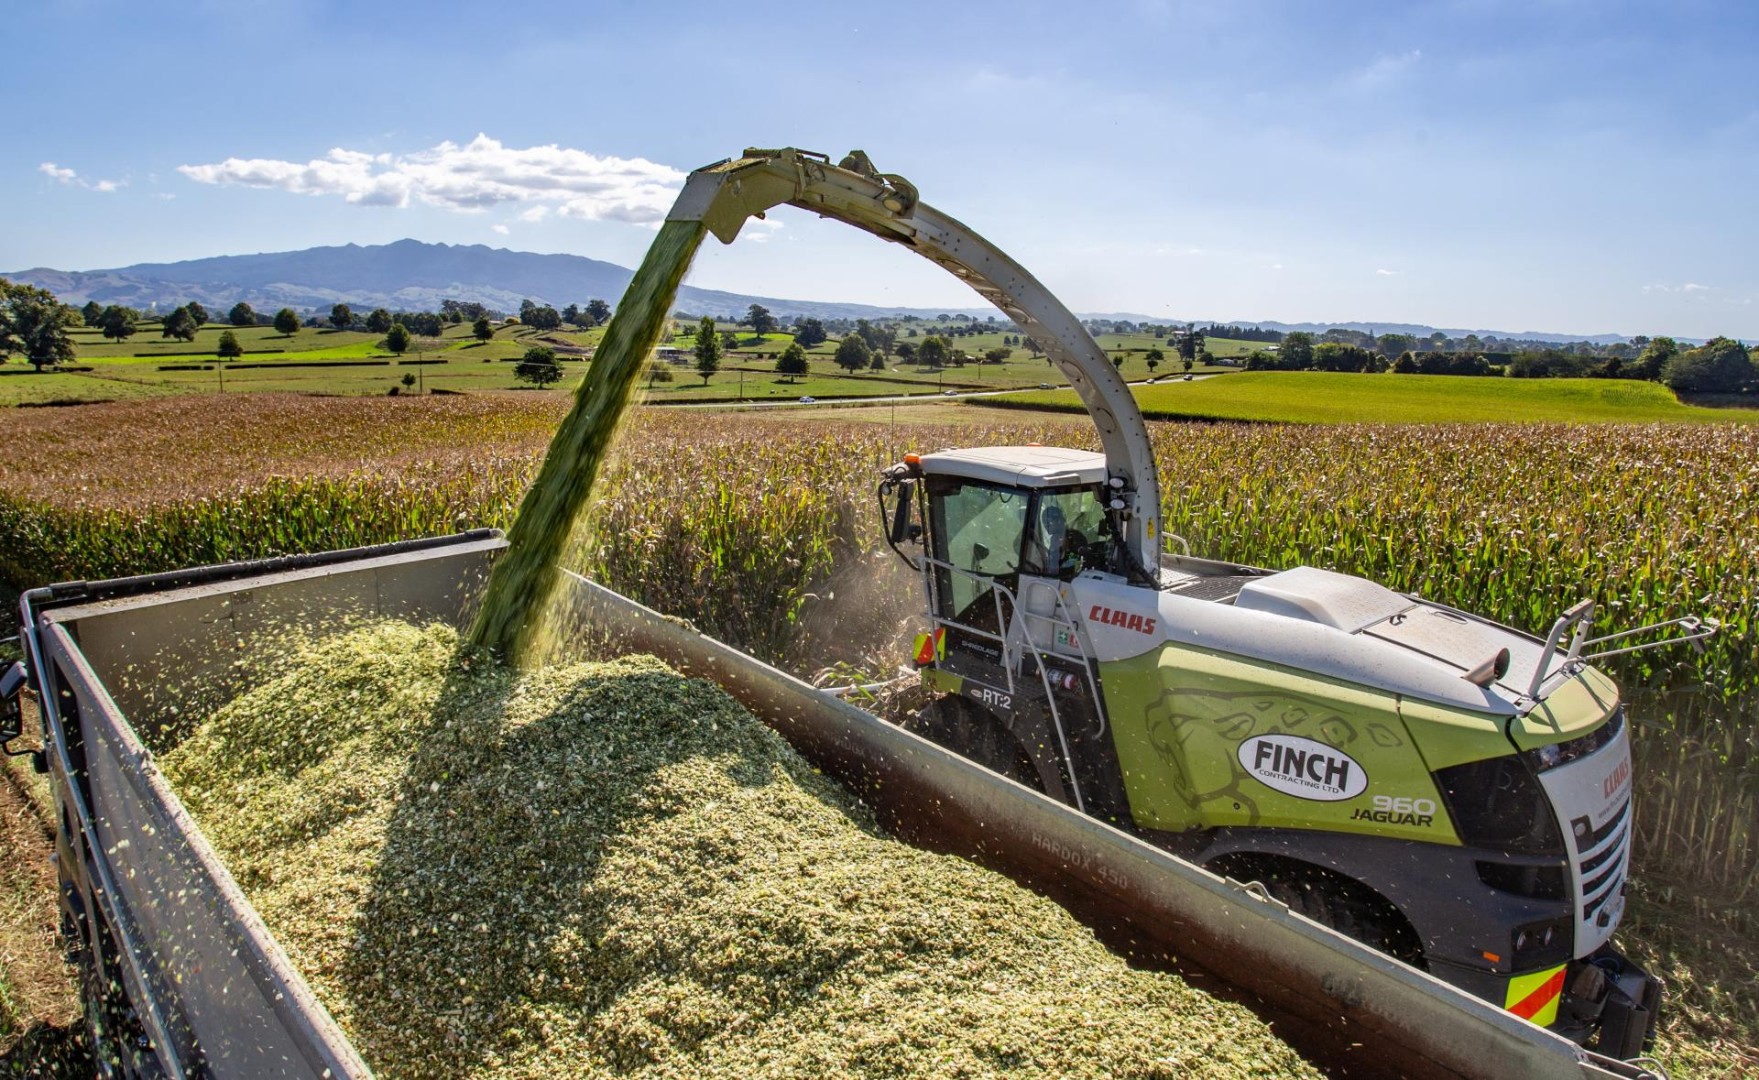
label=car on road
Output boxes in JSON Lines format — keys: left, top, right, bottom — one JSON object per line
{"left": 1038, "top": 382, "right": 1053, "bottom": 389}
{"left": 942, "top": 389, "right": 958, "bottom": 396}
{"left": 1183, "top": 374, "right": 1194, "bottom": 381}
{"left": 797, "top": 395, "right": 816, "bottom": 403}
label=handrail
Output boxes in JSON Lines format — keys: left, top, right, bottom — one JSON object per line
{"left": 1526, "top": 600, "right": 1721, "bottom": 700}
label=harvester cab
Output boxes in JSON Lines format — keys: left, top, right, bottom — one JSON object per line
{"left": 666, "top": 146, "right": 1720, "bottom": 1061}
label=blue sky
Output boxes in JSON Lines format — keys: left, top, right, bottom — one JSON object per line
{"left": 6, "top": 0, "right": 1755, "bottom": 338}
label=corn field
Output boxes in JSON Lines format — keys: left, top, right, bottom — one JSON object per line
{"left": 1, "top": 396, "right": 1754, "bottom": 894}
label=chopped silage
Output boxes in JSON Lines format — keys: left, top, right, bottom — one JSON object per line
{"left": 161, "top": 622, "right": 1319, "bottom": 1079}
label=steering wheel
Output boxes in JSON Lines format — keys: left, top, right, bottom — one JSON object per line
{"left": 1061, "top": 529, "right": 1090, "bottom": 570}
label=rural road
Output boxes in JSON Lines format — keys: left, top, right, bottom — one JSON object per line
{"left": 665, "top": 373, "right": 1219, "bottom": 410}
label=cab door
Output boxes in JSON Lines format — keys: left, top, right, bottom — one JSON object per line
{"left": 924, "top": 476, "right": 1030, "bottom": 666}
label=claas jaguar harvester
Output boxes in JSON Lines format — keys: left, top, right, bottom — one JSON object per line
{"left": 670, "top": 148, "right": 1710, "bottom": 1055}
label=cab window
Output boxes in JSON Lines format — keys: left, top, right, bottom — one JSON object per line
{"left": 1024, "top": 487, "right": 1107, "bottom": 579}
{"left": 927, "top": 477, "right": 1029, "bottom": 622}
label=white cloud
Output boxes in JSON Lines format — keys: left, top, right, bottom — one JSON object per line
{"left": 491, "top": 224, "right": 510, "bottom": 235}
{"left": 1643, "top": 282, "right": 1712, "bottom": 294}
{"left": 40, "top": 161, "right": 123, "bottom": 192}
{"left": 177, "top": 134, "right": 686, "bottom": 223}
{"left": 1270, "top": 262, "right": 1285, "bottom": 271}
{"left": 1375, "top": 268, "right": 1399, "bottom": 276}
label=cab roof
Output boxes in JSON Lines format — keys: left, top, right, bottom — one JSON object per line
{"left": 917, "top": 446, "right": 1108, "bottom": 488}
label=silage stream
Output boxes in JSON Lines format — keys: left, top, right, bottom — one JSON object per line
{"left": 469, "top": 218, "right": 708, "bottom": 667}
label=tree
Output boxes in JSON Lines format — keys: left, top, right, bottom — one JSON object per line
{"left": 216, "top": 330, "right": 243, "bottom": 360}
{"left": 1631, "top": 337, "right": 1678, "bottom": 382}
{"left": 80, "top": 300, "right": 104, "bottom": 326}
{"left": 1377, "top": 333, "right": 1418, "bottom": 358}
{"left": 1279, "top": 331, "right": 1315, "bottom": 369}
{"left": 273, "top": 307, "right": 301, "bottom": 337}
{"left": 747, "top": 304, "right": 777, "bottom": 336}
{"left": 519, "top": 301, "right": 562, "bottom": 330}
{"left": 984, "top": 347, "right": 1013, "bottom": 363}
{"left": 793, "top": 318, "right": 827, "bottom": 348}
{"left": 385, "top": 323, "right": 412, "bottom": 355}
{"left": 562, "top": 303, "right": 583, "bottom": 327}
{"left": 1182, "top": 355, "right": 1194, "bottom": 373}
{"left": 895, "top": 341, "right": 917, "bottom": 363}
{"left": 442, "top": 299, "right": 488, "bottom": 323}
{"left": 366, "top": 308, "right": 393, "bottom": 334}
{"left": 1145, "top": 346, "right": 1164, "bottom": 372}
{"left": 1662, "top": 337, "right": 1757, "bottom": 394}
{"left": 229, "top": 301, "right": 257, "bottom": 327}
{"left": 330, "top": 303, "right": 353, "bottom": 330}
{"left": 916, "top": 335, "right": 951, "bottom": 368}
{"left": 186, "top": 301, "right": 208, "bottom": 326}
{"left": 1022, "top": 336, "right": 1044, "bottom": 358}
{"left": 721, "top": 329, "right": 740, "bottom": 351}
{"left": 99, "top": 305, "right": 139, "bottom": 344}
{"left": 834, "top": 334, "right": 872, "bottom": 373}
{"left": 473, "top": 316, "right": 494, "bottom": 344}
{"left": 869, "top": 351, "right": 887, "bottom": 371}
{"left": 403, "top": 311, "right": 445, "bottom": 337}
{"left": 401, "top": 372, "right": 418, "bottom": 389}
{"left": 160, "top": 305, "right": 199, "bottom": 342}
{"left": 0, "top": 280, "right": 78, "bottom": 370}
{"left": 1312, "top": 342, "right": 1373, "bottom": 372}
{"left": 693, "top": 316, "right": 722, "bottom": 385}
{"left": 775, "top": 342, "right": 809, "bottom": 377}
{"left": 515, "top": 345, "right": 562, "bottom": 387}
{"left": 585, "top": 299, "right": 613, "bottom": 326}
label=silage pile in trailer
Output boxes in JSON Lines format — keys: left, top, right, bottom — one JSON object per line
{"left": 161, "top": 622, "right": 1318, "bottom": 1079}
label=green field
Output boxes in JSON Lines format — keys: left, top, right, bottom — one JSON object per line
{"left": 987, "top": 370, "right": 1759, "bottom": 424}
{"left": 8, "top": 321, "right": 1249, "bottom": 406}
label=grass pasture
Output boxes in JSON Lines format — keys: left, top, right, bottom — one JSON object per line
{"left": 988, "top": 370, "right": 1759, "bottom": 425}
{"left": 7, "top": 324, "right": 1252, "bottom": 407}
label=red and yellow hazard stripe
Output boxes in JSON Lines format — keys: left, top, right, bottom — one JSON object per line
{"left": 912, "top": 628, "right": 945, "bottom": 666}
{"left": 1505, "top": 963, "right": 1566, "bottom": 1027}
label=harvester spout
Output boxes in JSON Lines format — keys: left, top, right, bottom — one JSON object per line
{"left": 663, "top": 147, "right": 1166, "bottom": 575}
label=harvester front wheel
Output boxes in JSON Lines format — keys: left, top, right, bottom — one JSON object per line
{"left": 1212, "top": 855, "right": 1425, "bottom": 969}
{"left": 906, "top": 696, "right": 1043, "bottom": 792}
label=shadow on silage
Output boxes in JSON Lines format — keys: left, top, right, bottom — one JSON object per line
{"left": 333, "top": 653, "right": 876, "bottom": 1076}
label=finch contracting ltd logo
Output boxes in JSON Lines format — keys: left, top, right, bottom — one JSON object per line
{"left": 1238, "top": 734, "right": 1368, "bottom": 802}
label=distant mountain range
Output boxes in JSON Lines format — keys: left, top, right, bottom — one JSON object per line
{"left": 3, "top": 239, "right": 1640, "bottom": 344}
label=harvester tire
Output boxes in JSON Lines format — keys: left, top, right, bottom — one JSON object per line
{"left": 906, "top": 696, "right": 1043, "bottom": 792}
{"left": 1212, "top": 855, "right": 1425, "bottom": 969}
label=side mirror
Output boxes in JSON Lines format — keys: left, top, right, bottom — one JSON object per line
{"left": 888, "top": 478, "right": 916, "bottom": 545}
{"left": 0, "top": 661, "right": 25, "bottom": 748}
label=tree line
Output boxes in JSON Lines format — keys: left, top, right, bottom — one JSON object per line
{"left": 0, "top": 280, "right": 627, "bottom": 369}
{"left": 1239, "top": 331, "right": 1757, "bottom": 394}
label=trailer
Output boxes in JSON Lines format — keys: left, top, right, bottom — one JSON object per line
{"left": 3, "top": 532, "right": 1662, "bottom": 1079}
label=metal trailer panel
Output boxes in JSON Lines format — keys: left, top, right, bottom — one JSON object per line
{"left": 27, "top": 536, "right": 499, "bottom": 1078}
{"left": 42, "top": 625, "right": 369, "bottom": 1080}
{"left": 25, "top": 536, "right": 1645, "bottom": 1079}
